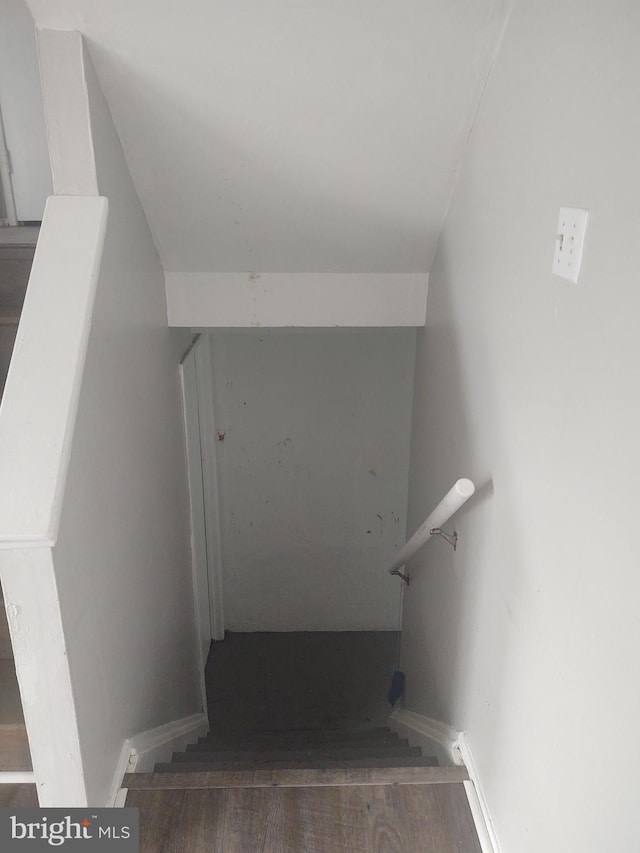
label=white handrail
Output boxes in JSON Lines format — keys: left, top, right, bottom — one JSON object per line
{"left": 389, "top": 478, "right": 475, "bottom": 575}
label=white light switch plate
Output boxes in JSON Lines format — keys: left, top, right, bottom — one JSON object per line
{"left": 553, "top": 207, "right": 588, "bottom": 283}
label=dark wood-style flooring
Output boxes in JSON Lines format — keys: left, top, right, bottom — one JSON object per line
{"left": 206, "top": 631, "right": 399, "bottom": 733}
{"left": 0, "top": 245, "right": 33, "bottom": 396}
{"left": 128, "top": 781, "right": 480, "bottom": 853}
{"left": 0, "top": 611, "right": 31, "bottom": 772}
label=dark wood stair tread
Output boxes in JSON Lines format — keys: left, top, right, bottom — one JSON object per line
{"left": 194, "top": 731, "right": 402, "bottom": 751}
{"left": 201, "top": 725, "right": 396, "bottom": 743}
{"left": 126, "top": 782, "right": 481, "bottom": 852}
{"left": 174, "top": 743, "right": 420, "bottom": 763}
{"left": 154, "top": 755, "right": 439, "bottom": 773}
{"left": 124, "top": 765, "right": 468, "bottom": 791}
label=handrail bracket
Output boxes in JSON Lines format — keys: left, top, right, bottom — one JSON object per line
{"left": 389, "top": 568, "right": 411, "bottom": 586}
{"left": 430, "top": 528, "right": 458, "bottom": 551}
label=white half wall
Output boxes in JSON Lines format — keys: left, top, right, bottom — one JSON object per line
{"left": 0, "top": 196, "right": 106, "bottom": 806}
{"left": 400, "top": 2, "right": 640, "bottom": 851}
{"left": 208, "top": 328, "right": 415, "bottom": 631}
{"left": 0, "top": 31, "right": 201, "bottom": 806}
{"left": 0, "top": 196, "right": 106, "bottom": 545}
{"left": 166, "top": 272, "right": 428, "bottom": 328}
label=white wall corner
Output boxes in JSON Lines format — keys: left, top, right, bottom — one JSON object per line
{"left": 36, "top": 29, "right": 98, "bottom": 196}
{"left": 423, "top": 274, "right": 429, "bottom": 324}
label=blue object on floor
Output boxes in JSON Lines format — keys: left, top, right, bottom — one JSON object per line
{"left": 387, "top": 666, "right": 405, "bottom": 706}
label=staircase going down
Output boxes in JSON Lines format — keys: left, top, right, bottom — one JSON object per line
{"left": 156, "top": 725, "right": 438, "bottom": 773}
{"left": 124, "top": 632, "right": 482, "bottom": 852}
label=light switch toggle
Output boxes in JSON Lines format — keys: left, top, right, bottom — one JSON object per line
{"left": 553, "top": 207, "right": 588, "bottom": 284}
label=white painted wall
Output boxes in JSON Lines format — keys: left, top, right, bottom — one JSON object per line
{"left": 400, "top": 2, "right": 640, "bottom": 851}
{"left": 53, "top": 35, "right": 199, "bottom": 806}
{"left": 0, "top": 32, "right": 200, "bottom": 806}
{"left": 209, "top": 329, "right": 415, "bottom": 631}
{"left": 166, "top": 273, "right": 428, "bottom": 328}
{"left": 25, "top": 0, "right": 506, "bottom": 274}
{"left": 0, "top": 0, "right": 52, "bottom": 220}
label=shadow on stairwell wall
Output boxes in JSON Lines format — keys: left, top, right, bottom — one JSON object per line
{"left": 398, "top": 230, "right": 529, "bottom": 786}
{"left": 80, "top": 38, "right": 438, "bottom": 275}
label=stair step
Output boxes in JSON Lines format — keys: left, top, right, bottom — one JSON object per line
{"left": 155, "top": 755, "right": 438, "bottom": 773}
{"left": 124, "top": 764, "right": 468, "bottom": 791}
{"left": 193, "top": 731, "right": 401, "bottom": 752}
{"left": 190, "top": 738, "right": 405, "bottom": 754}
{"left": 198, "top": 726, "right": 396, "bottom": 747}
{"left": 175, "top": 743, "right": 419, "bottom": 765}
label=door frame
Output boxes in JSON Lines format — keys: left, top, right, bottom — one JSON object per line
{"left": 180, "top": 334, "right": 224, "bottom": 657}
{"left": 0, "top": 104, "right": 17, "bottom": 226}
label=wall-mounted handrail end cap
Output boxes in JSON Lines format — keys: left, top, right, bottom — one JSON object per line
{"left": 455, "top": 478, "right": 475, "bottom": 498}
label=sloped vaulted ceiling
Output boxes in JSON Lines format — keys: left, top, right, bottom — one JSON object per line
{"left": 26, "top": 0, "right": 507, "bottom": 274}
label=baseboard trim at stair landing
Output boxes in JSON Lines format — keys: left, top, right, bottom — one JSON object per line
{"left": 458, "top": 733, "right": 502, "bottom": 853}
{"left": 0, "top": 772, "right": 36, "bottom": 784}
{"left": 388, "top": 707, "right": 461, "bottom": 767}
{"left": 107, "top": 713, "right": 208, "bottom": 807}
{"left": 388, "top": 707, "right": 499, "bottom": 853}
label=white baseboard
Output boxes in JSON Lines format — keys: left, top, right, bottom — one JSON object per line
{"left": 458, "top": 733, "right": 501, "bottom": 853}
{"left": 107, "top": 712, "right": 209, "bottom": 806}
{"left": 106, "top": 740, "right": 134, "bottom": 807}
{"left": 388, "top": 708, "right": 498, "bottom": 853}
{"left": 0, "top": 772, "right": 36, "bottom": 784}
{"left": 113, "top": 788, "right": 128, "bottom": 809}
{"left": 388, "top": 706, "right": 461, "bottom": 767}
{"left": 128, "top": 712, "right": 209, "bottom": 773}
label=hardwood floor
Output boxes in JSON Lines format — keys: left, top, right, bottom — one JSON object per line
{"left": 0, "top": 659, "right": 25, "bottom": 725}
{"left": 127, "top": 782, "right": 481, "bottom": 852}
{"left": 0, "top": 784, "right": 38, "bottom": 807}
{"left": 0, "top": 246, "right": 33, "bottom": 324}
{"left": 0, "top": 727, "right": 32, "bottom": 772}
{"left": 0, "top": 605, "right": 31, "bottom": 773}
{"left": 0, "top": 245, "right": 33, "bottom": 396}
